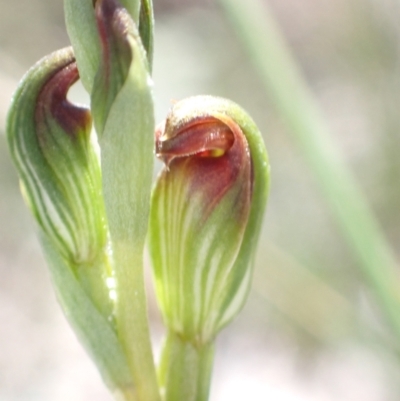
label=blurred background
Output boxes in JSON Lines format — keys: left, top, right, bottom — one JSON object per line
{"left": 1, "top": 0, "right": 400, "bottom": 400}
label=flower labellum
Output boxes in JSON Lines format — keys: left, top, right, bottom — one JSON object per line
{"left": 149, "top": 95, "right": 270, "bottom": 345}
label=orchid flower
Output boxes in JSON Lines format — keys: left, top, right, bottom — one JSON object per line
{"left": 149, "top": 96, "right": 270, "bottom": 400}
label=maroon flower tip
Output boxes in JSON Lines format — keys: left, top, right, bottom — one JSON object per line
{"left": 155, "top": 105, "right": 252, "bottom": 221}
{"left": 36, "top": 59, "right": 91, "bottom": 142}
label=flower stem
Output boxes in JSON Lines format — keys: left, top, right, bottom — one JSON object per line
{"left": 158, "top": 331, "right": 215, "bottom": 401}
{"left": 112, "top": 242, "right": 160, "bottom": 401}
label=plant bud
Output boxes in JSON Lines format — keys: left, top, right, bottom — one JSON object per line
{"left": 149, "top": 96, "right": 270, "bottom": 344}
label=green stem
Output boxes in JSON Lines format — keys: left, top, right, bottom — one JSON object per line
{"left": 219, "top": 0, "right": 400, "bottom": 336}
{"left": 112, "top": 242, "right": 159, "bottom": 401}
{"left": 158, "top": 331, "right": 215, "bottom": 401}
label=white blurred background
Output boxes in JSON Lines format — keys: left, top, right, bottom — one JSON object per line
{"left": 1, "top": 0, "right": 400, "bottom": 400}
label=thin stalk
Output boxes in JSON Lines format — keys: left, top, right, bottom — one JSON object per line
{"left": 218, "top": 0, "right": 400, "bottom": 337}
{"left": 158, "top": 331, "right": 215, "bottom": 401}
{"left": 112, "top": 242, "right": 159, "bottom": 401}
